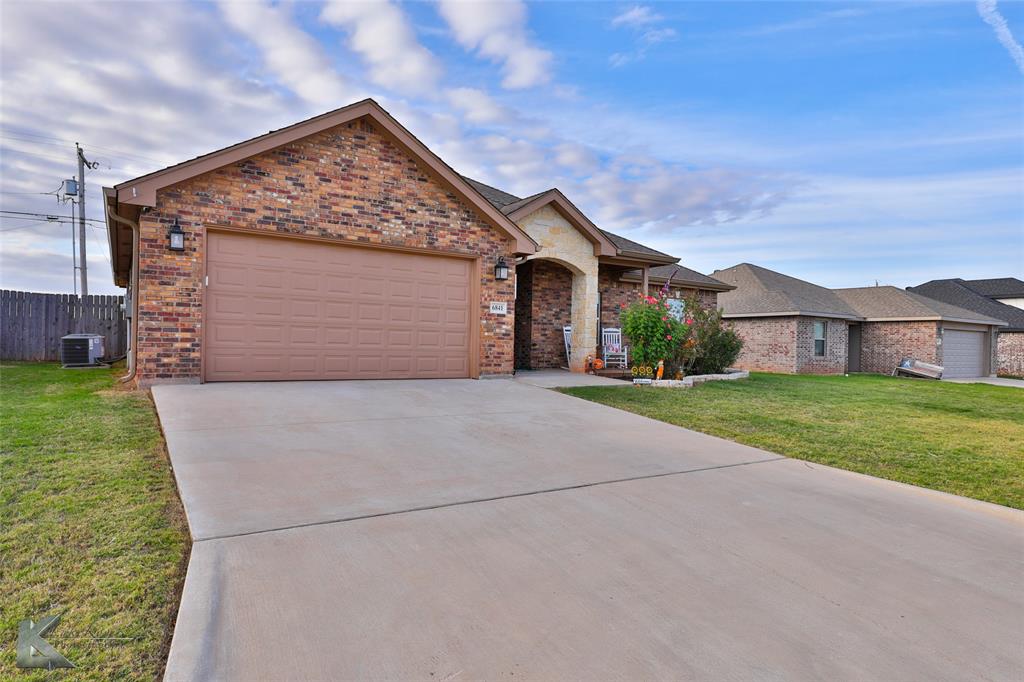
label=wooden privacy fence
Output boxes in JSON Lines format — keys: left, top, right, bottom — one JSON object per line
{"left": 1, "top": 290, "right": 127, "bottom": 361}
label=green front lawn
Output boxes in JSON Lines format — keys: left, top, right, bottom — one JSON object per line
{"left": 1, "top": 363, "right": 189, "bottom": 680}
{"left": 561, "top": 373, "right": 1024, "bottom": 509}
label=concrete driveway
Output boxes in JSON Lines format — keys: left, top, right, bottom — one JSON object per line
{"left": 155, "top": 378, "right": 1024, "bottom": 681}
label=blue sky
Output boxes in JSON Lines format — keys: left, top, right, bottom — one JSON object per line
{"left": 1, "top": 0, "right": 1021, "bottom": 295}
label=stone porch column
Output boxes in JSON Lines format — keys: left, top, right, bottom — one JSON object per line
{"left": 569, "top": 264, "right": 599, "bottom": 372}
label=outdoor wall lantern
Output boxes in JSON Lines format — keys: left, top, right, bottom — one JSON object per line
{"left": 168, "top": 219, "right": 186, "bottom": 252}
{"left": 494, "top": 256, "right": 509, "bottom": 281}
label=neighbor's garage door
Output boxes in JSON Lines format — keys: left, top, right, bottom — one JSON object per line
{"left": 204, "top": 231, "right": 472, "bottom": 382}
{"left": 943, "top": 329, "right": 986, "bottom": 378}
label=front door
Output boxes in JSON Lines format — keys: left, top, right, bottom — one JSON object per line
{"left": 848, "top": 323, "right": 862, "bottom": 372}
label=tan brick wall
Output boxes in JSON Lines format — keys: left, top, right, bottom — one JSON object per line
{"left": 997, "top": 331, "right": 1024, "bottom": 376}
{"left": 859, "top": 321, "right": 938, "bottom": 373}
{"left": 726, "top": 317, "right": 798, "bottom": 373}
{"left": 795, "top": 318, "right": 848, "bottom": 374}
{"left": 135, "top": 117, "right": 515, "bottom": 383}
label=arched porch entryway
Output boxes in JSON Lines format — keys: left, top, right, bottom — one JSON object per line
{"left": 514, "top": 256, "right": 598, "bottom": 371}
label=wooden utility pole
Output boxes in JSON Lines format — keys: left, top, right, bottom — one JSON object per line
{"left": 75, "top": 143, "right": 97, "bottom": 297}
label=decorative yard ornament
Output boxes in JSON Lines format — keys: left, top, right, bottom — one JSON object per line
{"left": 16, "top": 614, "right": 75, "bottom": 669}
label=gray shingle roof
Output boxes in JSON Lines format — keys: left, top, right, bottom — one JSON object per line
{"left": 960, "top": 277, "right": 1024, "bottom": 299}
{"left": 462, "top": 177, "right": 522, "bottom": 208}
{"left": 620, "top": 264, "right": 734, "bottom": 291}
{"left": 909, "top": 280, "right": 1024, "bottom": 331}
{"left": 712, "top": 264, "right": 861, "bottom": 319}
{"left": 599, "top": 230, "right": 674, "bottom": 260}
{"left": 834, "top": 286, "right": 1006, "bottom": 325}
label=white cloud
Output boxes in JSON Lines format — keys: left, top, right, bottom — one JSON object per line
{"left": 444, "top": 87, "right": 513, "bottom": 125}
{"left": 608, "top": 3, "right": 676, "bottom": 67}
{"left": 218, "top": 0, "right": 351, "bottom": 107}
{"left": 553, "top": 142, "right": 600, "bottom": 174}
{"left": 0, "top": 1, "right": 313, "bottom": 293}
{"left": 436, "top": 0, "right": 552, "bottom": 89}
{"left": 977, "top": 0, "right": 1024, "bottom": 74}
{"left": 611, "top": 5, "right": 662, "bottom": 28}
{"left": 321, "top": 0, "right": 443, "bottom": 95}
{"left": 738, "top": 8, "right": 868, "bottom": 38}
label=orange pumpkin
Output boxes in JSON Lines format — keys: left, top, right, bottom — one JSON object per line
{"left": 592, "top": 358, "right": 605, "bottom": 370}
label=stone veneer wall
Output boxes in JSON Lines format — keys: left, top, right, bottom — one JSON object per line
{"left": 518, "top": 259, "right": 573, "bottom": 369}
{"left": 727, "top": 317, "right": 798, "bottom": 373}
{"left": 515, "top": 206, "right": 598, "bottom": 371}
{"left": 795, "top": 318, "right": 849, "bottom": 374}
{"left": 135, "top": 117, "right": 515, "bottom": 384}
{"left": 858, "top": 321, "right": 938, "bottom": 374}
{"left": 997, "top": 331, "right": 1024, "bottom": 376}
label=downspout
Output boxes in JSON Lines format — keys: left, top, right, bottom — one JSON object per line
{"left": 105, "top": 203, "right": 140, "bottom": 384}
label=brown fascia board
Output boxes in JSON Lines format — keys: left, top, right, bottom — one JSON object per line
{"left": 860, "top": 315, "right": 1006, "bottom": 326}
{"left": 603, "top": 251, "right": 678, "bottom": 266}
{"left": 113, "top": 98, "right": 537, "bottom": 255}
{"left": 504, "top": 189, "right": 618, "bottom": 258}
{"left": 104, "top": 187, "right": 139, "bottom": 287}
{"left": 619, "top": 272, "right": 735, "bottom": 291}
{"left": 723, "top": 310, "right": 864, "bottom": 321}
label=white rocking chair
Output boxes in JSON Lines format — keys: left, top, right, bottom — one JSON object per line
{"left": 602, "top": 327, "right": 629, "bottom": 368}
{"left": 563, "top": 325, "right": 572, "bottom": 365}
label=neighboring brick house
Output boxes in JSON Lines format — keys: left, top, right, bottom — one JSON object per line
{"left": 908, "top": 278, "right": 1024, "bottom": 377}
{"left": 712, "top": 264, "right": 1005, "bottom": 377}
{"left": 712, "top": 264, "right": 860, "bottom": 374}
{"left": 104, "top": 99, "right": 728, "bottom": 385}
{"left": 833, "top": 287, "right": 1003, "bottom": 377}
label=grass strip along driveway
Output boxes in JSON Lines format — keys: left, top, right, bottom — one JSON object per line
{"left": 561, "top": 373, "right": 1024, "bottom": 509}
{"left": 1, "top": 363, "right": 188, "bottom": 680}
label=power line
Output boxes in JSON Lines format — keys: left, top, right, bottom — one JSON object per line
{"left": 0, "top": 146, "right": 80, "bottom": 165}
{"left": 0, "top": 219, "right": 57, "bottom": 233}
{"left": 0, "top": 129, "right": 166, "bottom": 165}
{"left": 0, "top": 210, "right": 105, "bottom": 224}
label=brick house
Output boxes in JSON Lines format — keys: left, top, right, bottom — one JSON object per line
{"left": 103, "top": 99, "right": 729, "bottom": 386}
{"left": 711, "top": 264, "right": 861, "bottom": 374}
{"left": 712, "top": 263, "right": 1005, "bottom": 377}
{"left": 908, "top": 278, "right": 1024, "bottom": 377}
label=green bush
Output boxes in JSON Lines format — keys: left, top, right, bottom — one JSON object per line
{"left": 670, "top": 293, "right": 743, "bottom": 375}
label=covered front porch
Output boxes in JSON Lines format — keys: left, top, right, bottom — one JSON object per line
{"left": 502, "top": 189, "right": 674, "bottom": 373}
{"left": 513, "top": 258, "right": 651, "bottom": 372}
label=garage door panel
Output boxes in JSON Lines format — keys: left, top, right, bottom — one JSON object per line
{"left": 289, "top": 271, "right": 319, "bottom": 292}
{"left": 325, "top": 327, "right": 353, "bottom": 345}
{"left": 213, "top": 264, "right": 248, "bottom": 288}
{"left": 251, "top": 325, "right": 284, "bottom": 344}
{"left": 324, "top": 301, "right": 353, "bottom": 322}
{"left": 211, "top": 322, "right": 247, "bottom": 344}
{"left": 417, "top": 331, "right": 441, "bottom": 348}
{"left": 943, "top": 329, "right": 986, "bottom": 378}
{"left": 205, "top": 232, "right": 473, "bottom": 382}
{"left": 250, "top": 297, "right": 285, "bottom": 318}
{"left": 325, "top": 274, "right": 356, "bottom": 295}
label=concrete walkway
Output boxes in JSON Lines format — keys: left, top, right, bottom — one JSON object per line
{"left": 154, "top": 379, "right": 1024, "bottom": 681}
{"left": 944, "top": 376, "right": 1024, "bottom": 388}
{"left": 512, "top": 368, "right": 627, "bottom": 388}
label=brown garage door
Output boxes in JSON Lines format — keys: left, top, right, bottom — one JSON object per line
{"left": 204, "top": 231, "right": 473, "bottom": 382}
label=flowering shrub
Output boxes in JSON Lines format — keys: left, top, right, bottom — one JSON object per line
{"left": 621, "top": 285, "right": 743, "bottom": 377}
{"left": 619, "top": 289, "right": 686, "bottom": 367}
{"left": 670, "top": 293, "right": 743, "bottom": 375}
